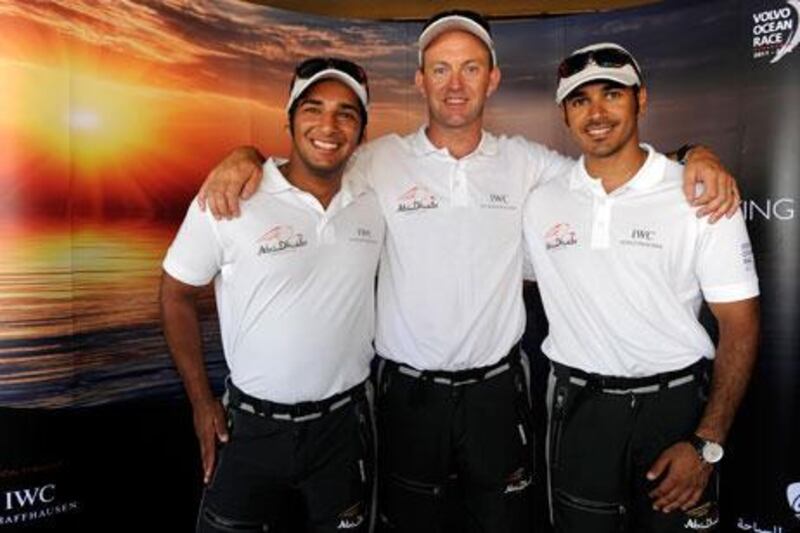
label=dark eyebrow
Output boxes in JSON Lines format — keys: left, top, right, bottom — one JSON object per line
{"left": 298, "top": 98, "right": 360, "bottom": 116}
{"left": 338, "top": 102, "right": 360, "bottom": 114}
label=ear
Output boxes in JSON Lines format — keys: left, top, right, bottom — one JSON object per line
{"left": 486, "top": 66, "right": 502, "bottom": 98}
{"left": 637, "top": 86, "right": 648, "bottom": 118}
{"left": 414, "top": 68, "right": 427, "bottom": 98}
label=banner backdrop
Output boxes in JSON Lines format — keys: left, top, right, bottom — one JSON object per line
{"left": 0, "top": 0, "right": 797, "bottom": 530}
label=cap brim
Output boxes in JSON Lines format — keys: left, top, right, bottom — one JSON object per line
{"left": 286, "top": 68, "right": 368, "bottom": 113}
{"left": 418, "top": 16, "right": 497, "bottom": 65}
{"left": 556, "top": 64, "right": 640, "bottom": 104}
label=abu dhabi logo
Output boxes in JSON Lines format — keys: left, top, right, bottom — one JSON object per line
{"left": 544, "top": 223, "right": 578, "bottom": 251}
{"left": 396, "top": 185, "right": 439, "bottom": 213}
{"left": 788, "top": 482, "right": 800, "bottom": 519}
{"left": 256, "top": 225, "right": 308, "bottom": 255}
{"left": 752, "top": 1, "right": 800, "bottom": 63}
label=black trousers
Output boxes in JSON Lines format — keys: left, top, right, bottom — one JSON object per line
{"left": 375, "top": 353, "right": 534, "bottom": 533}
{"left": 197, "top": 386, "right": 375, "bottom": 533}
{"left": 547, "top": 361, "right": 719, "bottom": 533}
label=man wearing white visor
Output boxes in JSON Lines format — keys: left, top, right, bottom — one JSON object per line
{"left": 523, "top": 43, "right": 760, "bottom": 532}
{"left": 193, "top": 11, "right": 743, "bottom": 532}
{"left": 161, "top": 57, "right": 383, "bottom": 533}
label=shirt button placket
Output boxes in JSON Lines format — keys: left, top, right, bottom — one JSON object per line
{"left": 453, "top": 161, "right": 469, "bottom": 207}
{"left": 591, "top": 197, "right": 613, "bottom": 249}
{"left": 317, "top": 216, "right": 335, "bottom": 245}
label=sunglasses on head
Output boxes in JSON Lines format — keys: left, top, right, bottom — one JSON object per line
{"left": 294, "top": 57, "right": 369, "bottom": 87}
{"left": 557, "top": 48, "right": 641, "bottom": 80}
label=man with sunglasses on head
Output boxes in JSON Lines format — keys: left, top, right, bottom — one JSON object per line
{"left": 160, "top": 57, "right": 382, "bottom": 533}
{"left": 523, "top": 43, "right": 759, "bottom": 532}
{"left": 194, "top": 11, "right": 740, "bottom": 533}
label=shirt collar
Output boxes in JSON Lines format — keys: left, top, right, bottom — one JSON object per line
{"left": 569, "top": 144, "right": 666, "bottom": 195}
{"left": 261, "top": 158, "right": 293, "bottom": 194}
{"left": 410, "top": 126, "right": 499, "bottom": 158}
{"left": 261, "top": 157, "right": 368, "bottom": 203}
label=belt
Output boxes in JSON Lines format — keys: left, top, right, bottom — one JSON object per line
{"left": 552, "top": 359, "right": 707, "bottom": 395}
{"left": 224, "top": 379, "right": 365, "bottom": 422}
{"left": 381, "top": 344, "right": 520, "bottom": 387}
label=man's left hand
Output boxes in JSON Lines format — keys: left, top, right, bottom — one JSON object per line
{"left": 682, "top": 146, "right": 741, "bottom": 223}
{"left": 646, "top": 441, "right": 712, "bottom": 513}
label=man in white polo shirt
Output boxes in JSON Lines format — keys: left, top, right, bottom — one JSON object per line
{"left": 193, "top": 11, "right": 741, "bottom": 533}
{"left": 160, "top": 57, "right": 383, "bottom": 533}
{"left": 523, "top": 43, "right": 760, "bottom": 532}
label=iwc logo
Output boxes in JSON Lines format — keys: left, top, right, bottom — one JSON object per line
{"left": 751, "top": 1, "right": 800, "bottom": 63}
{"left": 0, "top": 482, "right": 80, "bottom": 526}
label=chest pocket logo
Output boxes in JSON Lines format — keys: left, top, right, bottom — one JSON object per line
{"left": 256, "top": 225, "right": 308, "bottom": 255}
{"left": 349, "top": 227, "right": 379, "bottom": 244}
{"left": 481, "top": 193, "right": 517, "bottom": 210}
{"left": 545, "top": 223, "right": 578, "bottom": 250}
{"left": 396, "top": 185, "right": 439, "bottom": 213}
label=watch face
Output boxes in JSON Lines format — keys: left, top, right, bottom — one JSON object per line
{"left": 702, "top": 442, "right": 724, "bottom": 464}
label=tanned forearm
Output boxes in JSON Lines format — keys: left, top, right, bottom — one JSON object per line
{"left": 160, "top": 272, "right": 215, "bottom": 407}
{"left": 695, "top": 298, "right": 760, "bottom": 444}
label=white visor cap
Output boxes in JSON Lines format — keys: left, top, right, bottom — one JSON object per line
{"left": 286, "top": 68, "right": 369, "bottom": 113}
{"left": 556, "top": 42, "right": 641, "bottom": 104}
{"left": 418, "top": 14, "right": 497, "bottom": 66}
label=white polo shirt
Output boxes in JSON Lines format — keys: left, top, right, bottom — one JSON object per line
{"left": 163, "top": 158, "right": 384, "bottom": 403}
{"left": 523, "top": 145, "right": 759, "bottom": 377}
{"left": 349, "top": 127, "right": 572, "bottom": 371}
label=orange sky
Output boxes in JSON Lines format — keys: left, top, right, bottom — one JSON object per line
{"left": 0, "top": 0, "right": 421, "bottom": 221}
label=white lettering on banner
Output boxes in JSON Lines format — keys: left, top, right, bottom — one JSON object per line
{"left": 751, "top": 1, "right": 800, "bottom": 62}
{"left": 0, "top": 502, "right": 80, "bottom": 525}
{"left": 736, "top": 516, "right": 785, "bottom": 532}
{"left": 3, "top": 484, "right": 56, "bottom": 511}
{"left": 741, "top": 198, "right": 795, "bottom": 221}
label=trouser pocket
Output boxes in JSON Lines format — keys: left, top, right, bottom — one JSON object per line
{"left": 553, "top": 489, "right": 625, "bottom": 533}
{"left": 377, "top": 474, "right": 444, "bottom": 532}
{"left": 548, "top": 380, "right": 572, "bottom": 470}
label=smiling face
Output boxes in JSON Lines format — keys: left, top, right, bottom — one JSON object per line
{"left": 288, "top": 79, "right": 364, "bottom": 180}
{"left": 562, "top": 81, "right": 646, "bottom": 160}
{"left": 415, "top": 30, "right": 500, "bottom": 135}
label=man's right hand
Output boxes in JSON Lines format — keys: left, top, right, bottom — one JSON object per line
{"left": 198, "top": 146, "right": 265, "bottom": 219}
{"left": 192, "top": 398, "right": 229, "bottom": 484}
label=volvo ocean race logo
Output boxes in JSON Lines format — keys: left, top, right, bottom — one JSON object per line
{"left": 752, "top": 1, "right": 800, "bottom": 63}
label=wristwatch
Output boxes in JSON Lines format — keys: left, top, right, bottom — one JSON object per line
{"left": 688, "top": 434, "right": 724, "bottom": 464}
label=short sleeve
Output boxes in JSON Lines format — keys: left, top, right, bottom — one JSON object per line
{"left": 162, "top": 199, "right": 224, "bottom": 286}
{"left": 525, "top": 140, "right": 575, "bottom": 193}
{"left": 696, "top": 211, "right": 759, "bottom": 302}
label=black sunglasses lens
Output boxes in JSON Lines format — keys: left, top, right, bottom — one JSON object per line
{"left": 558, "top": 53, "right": 590, "bottom": 78}
{"left": 591, "top": 49, "right": 633, "bottom": 68}
{"left": 558, "top": 48, "right": 637, "bottom": 79}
